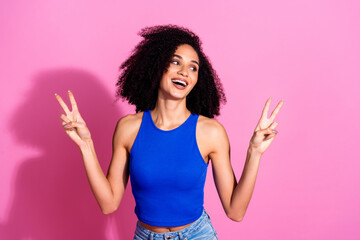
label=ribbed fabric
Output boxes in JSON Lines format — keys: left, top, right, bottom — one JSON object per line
{"left": 129, "top": 110, "right": 209, "bottom": 227}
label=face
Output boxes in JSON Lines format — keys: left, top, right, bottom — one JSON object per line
{"left": 158, "top": 44, "right": 199, "bottom": 100}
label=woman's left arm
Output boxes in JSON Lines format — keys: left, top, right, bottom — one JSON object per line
{"left": 210, "top": 98, "right": 284, "bottom": 222}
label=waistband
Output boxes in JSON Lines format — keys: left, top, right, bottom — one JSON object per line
{"left": 135, "top": 208, "right": 210, "bottom": 239}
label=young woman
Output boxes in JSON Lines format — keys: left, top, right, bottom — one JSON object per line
{"left": 55, "top": 25, "right": 284, "bottom": 240}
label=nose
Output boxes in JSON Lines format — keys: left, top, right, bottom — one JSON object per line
{"left": 178, "top": 66, "right": 188, "bottom": 77}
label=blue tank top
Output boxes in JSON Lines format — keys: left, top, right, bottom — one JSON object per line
{"left": 129, "top": 109, "right": 209, "bottom": 227}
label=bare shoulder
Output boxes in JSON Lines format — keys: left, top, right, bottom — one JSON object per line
{"left": 197, "top": 115, "right": 228, "bottom": 139}
{"left": 114, "top": 111, "right": 144, "bottom": 152}
{"left": 197, "top": 115, "right": 229, "bottom": 157}
{"left": 116, "top": 111, "right": 143, "bottom": 129}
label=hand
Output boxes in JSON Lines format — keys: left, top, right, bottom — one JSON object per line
{"left": 55, "top": 91, "right": 92, "bottom": 147}
{"left": 249, "top": 97, "right": 284, "bottom": 155}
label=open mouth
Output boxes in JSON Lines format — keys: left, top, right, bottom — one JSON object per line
{"left": 171, "top": 79, "right": 188, "bottom": 87}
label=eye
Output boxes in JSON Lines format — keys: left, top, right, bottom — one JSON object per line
{"left": 190, "top": 66, "right": 198, "bottom": 71}
{"left": 171, "top": 60, "right": 179, "bottom": 65}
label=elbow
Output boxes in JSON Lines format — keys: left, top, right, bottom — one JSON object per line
{"left": 228, "top": 215, "right": 244, "bottom": 222}
{"left": 102, "top": 209, "right": 115, "bottom": 215}
{"left": 101, "top": 205, "right": 118, "bottom": 215}
{"left": 227, "top": 211, "right": 245, "bottom": 222}
{"left": 101, "top": 193, "right": 124, "bottom": 215}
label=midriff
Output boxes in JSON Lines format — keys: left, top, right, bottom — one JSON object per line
{"left": 139, "top": 220, "right": 195, "bottom": 233}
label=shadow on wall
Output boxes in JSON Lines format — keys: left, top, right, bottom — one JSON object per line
{"left": 0, "top": 69, "right": 136, "bottom": 240}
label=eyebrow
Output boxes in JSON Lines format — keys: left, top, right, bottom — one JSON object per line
{"left": 173, "top": 54, "right": 199, "bottom": 66}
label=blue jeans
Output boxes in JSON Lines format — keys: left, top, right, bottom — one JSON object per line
{"left": 133, "top": 208, "right": 218, "bottom": 240}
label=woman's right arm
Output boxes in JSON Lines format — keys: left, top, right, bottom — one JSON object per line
{"left": 78, "top": 122, "right": 130, "bottom": 214}
{"left": 55, "top": 91, "right": 130, "bottom": 214}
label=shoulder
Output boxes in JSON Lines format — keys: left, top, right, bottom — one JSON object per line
{"left": 113, "top": 111, "right": 144, "bottom": 150}
{"left": 197, "top": 115, "right": 227, "bottom": 137}
{"left": 116, "top": 111, "right": 144, "bottom": 129}
{"left": 197, "top": 115, "right": 229, "bottom": 150}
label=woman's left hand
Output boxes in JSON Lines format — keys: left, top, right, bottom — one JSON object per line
{"left": 249, "top": 98, "right": 284, "bottom": 155}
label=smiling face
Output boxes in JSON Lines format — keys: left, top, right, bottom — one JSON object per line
{"left": 158, "top": 44, "right": 199, "bottom": 101}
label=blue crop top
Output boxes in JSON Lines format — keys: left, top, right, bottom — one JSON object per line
{"left": 129, "top": 110, "right": 209, "bottom": 227}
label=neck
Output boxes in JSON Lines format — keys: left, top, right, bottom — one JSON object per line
{"left": 151, "top": 94, "right": 190, "bottom": 130}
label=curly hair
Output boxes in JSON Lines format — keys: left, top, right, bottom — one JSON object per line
{"left": 116, "top": 25, "right": 226, "bottom": 118}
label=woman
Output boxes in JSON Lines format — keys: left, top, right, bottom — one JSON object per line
{"left": 55, "top": 25, "right": 284, "bottom": 239}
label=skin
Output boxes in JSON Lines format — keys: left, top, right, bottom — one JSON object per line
{"left": 55, "top": 44, "right": 284, "bottom": 233}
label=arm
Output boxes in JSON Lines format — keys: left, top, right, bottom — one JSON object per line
{"left": 55, "top": 91, "right": 130, "bottom": 214}
{"left": 209, "top": 98, "right": 284, "bottom": 221}
{"left": 79, "top": 119, "right": 130, "bottom": 214}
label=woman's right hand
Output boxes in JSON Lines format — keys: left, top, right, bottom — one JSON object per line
{"left": 55, "top": 91, "right": 92, "bottom": 147}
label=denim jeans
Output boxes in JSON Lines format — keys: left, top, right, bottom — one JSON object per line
{"left": 133, "top": 208, "right": 218, "bottom": 240}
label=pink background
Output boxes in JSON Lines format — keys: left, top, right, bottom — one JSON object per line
{"left": 1, "top": 0, "right": 359, "bottom": 239}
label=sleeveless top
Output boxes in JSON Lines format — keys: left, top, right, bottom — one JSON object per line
{"left": 129, "top": 110, "right": 209, "bottom": 227}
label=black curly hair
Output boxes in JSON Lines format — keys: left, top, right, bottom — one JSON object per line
{"left": 116, "top": 25, "right": 226, "bottom": 118}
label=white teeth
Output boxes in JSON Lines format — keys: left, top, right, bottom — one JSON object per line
{"left": 171, "top": 79, "right": 187, "bottom": 87}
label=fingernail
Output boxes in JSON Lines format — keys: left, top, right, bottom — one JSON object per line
{"left": 54, "top": 93, "right": 57, "bottom": 96}
{"left": 68, "top": 90, "right": 71, "bottom": 93}
{"left": 272, "top": 130, "right": 278, "bottom": 134}
{"left": 63, "top": 123, "right": 70, "bottom": 128}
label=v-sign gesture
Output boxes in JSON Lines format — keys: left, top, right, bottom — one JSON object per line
{"left": 55, "top": 91, "right": 92, "bottom": 147}
{"left": 249, "top": 97, "right": 284, "bottom": 154}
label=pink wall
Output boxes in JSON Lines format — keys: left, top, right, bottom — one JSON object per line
{"left": 1, "top": 0, "right": 359, "bottom": 239}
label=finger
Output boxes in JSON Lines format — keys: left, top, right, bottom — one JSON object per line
{"left": 63, "top": 121, "right": 74, "bottom": 130}
{"left": 269, "top": 100, "right": 284, "bottom": 122}
{"left": 265, "top": 126, "right": 278, "bottom": 136}
{"left": 261, "top": 97, "right": 272, "bottom": 119}
{"left": 68, "top": 90, "right": 79, "bottom": 112}
{"left": 62, "top": 121, "right": 75, "bottom": 131}
{"left": 262, "top": 127, "right": 278, "bottom": 136}
{"left": 269, "top": 121, "right": 278, "bottom": 130}
{"left": 55, "top": 94, "right": 71, "bottom": 114}
{"left": 264, "top": 133, "right": 277, "bottom": 141}
{"left": 60, "top": 114, "right": 71, "bottom": 123}
{"left": 63, "top": 121, "right": 81, "bottom": 129}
